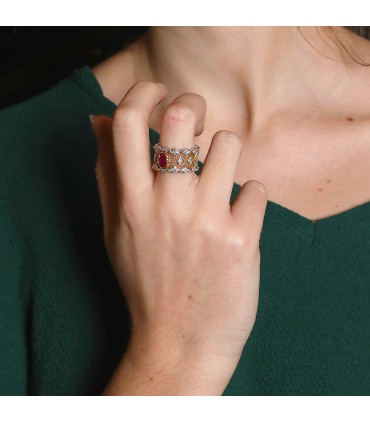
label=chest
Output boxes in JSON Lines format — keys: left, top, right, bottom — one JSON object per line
{"left": 199, "top": 116, "right": 370, "bottom": 222}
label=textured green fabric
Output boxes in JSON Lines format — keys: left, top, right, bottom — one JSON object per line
{"left": 1, "top": 65, "right": 370, "bottom": 395}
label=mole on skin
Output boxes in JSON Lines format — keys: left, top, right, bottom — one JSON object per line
{"left": 318, "top": 179, "right": 331, "bottom": 191}
{"left": 347, "top": 117, "right": 354, "bottom": 122}
{"left": 188, "top": 294, "right": 193, "bottom": 301}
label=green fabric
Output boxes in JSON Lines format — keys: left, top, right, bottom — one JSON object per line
{"left": 1, "top": 65, "right": 370, "bottom": 396}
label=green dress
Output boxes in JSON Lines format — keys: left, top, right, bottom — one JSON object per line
{"left": 1, "top": 66, "right": 370, "bottom": 395}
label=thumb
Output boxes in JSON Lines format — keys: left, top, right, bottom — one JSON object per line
{"left": 231, "top": 179, "right": 268, "bottom": 242}
{"left": 90, "top": 114, "right": 118, "bottom": 246}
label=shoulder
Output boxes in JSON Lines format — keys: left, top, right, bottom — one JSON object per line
{"left": 0, "top": 66, "right": 116, "bottom": 225}
{"left": 0, "top": 63, "right": 115, "bottom": 132}
{"left": 0, "top": 69, "right": 88, "bottom": 153}
{"left": 0, "top": 65, "right": 114, "bottom": 170}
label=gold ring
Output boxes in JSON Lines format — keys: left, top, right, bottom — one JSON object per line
{"left": 152, "top": 143, "right": 200, "bottom": 173}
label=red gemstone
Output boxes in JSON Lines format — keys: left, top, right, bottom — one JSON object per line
{"left": 158, "top": 153, "right": 167, "bottom": 168}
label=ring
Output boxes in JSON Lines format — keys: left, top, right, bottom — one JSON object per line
{"left": 152, "top": 143, "right": 200, "bottom": 173}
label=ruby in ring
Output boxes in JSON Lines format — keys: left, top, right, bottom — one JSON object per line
{"left": 158, "top": 152, "right": 167, "bottom": 168}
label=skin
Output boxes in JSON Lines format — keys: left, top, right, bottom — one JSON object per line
{"left": 93, "top": 83, "right": 267, "bottom": 395}
{"left": 90, "top": 27, "right": 370, "bottom": 394}
{"left": 93, "top": 26, "right": 370, "bottom": 222}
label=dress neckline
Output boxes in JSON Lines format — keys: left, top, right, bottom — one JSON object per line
{"left": 71, "top": 65, "right": 370, "bottom": 241}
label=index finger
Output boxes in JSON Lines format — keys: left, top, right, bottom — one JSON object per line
{"left": 111, "top": 81, "right": 168, "bottom": 200}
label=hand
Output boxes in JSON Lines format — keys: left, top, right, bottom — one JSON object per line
{"left": 91, "top": 81, "right": 268, "bottom": 394}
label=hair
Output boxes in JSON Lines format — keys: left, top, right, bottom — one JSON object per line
{"left": 345, "top": 26, "right": 370, "bottom": 40}
{"left": 297, "top": 26, "right": 370, "bottom": 66}
{"left": 307, "top": 26, "right": 370, "bottom": 66}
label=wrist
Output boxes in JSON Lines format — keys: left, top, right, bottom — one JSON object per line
{"left": 104, "top": 338, "right": 237, "bottom": 395}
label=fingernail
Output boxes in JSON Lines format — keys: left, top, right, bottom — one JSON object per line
{"left": 248, "top": 180, "right": 267, "bottom": 195}
{"left": 89, "top": 115, "right": 95, "bottom": 133}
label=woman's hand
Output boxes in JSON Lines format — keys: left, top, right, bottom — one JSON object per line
{"left": 91, "top": 81, "right": 268, "bottom": 395}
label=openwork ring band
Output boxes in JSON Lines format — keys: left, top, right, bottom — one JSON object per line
{"left": 152, "top": 142, "right": 200, "bottom": 173}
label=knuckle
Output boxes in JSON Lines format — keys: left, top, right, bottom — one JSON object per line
{"left": 163, "top": 101, "right": 196, "bottom": 124}
{"left": 196, "top": 214, "right": 230, "bottom": 246}
{"left": 132, "top": 80, "right": 158, "bottom": 91}
{"left": 213, "top": 130, "right": 242, "bottom": 148}
{"left": 225, "top": 225, "right": 258, "bottom": 257}
{"left": 113, "top": 81, "right": 161, "bottom": 130}
{"left": 112, "top": 105, "right": 142, "bottom": 129}
{"left": 226, "top": 233, "right": 247, "bottom": 256}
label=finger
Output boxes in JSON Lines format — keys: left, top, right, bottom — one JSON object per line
{"left": 230, "top": 180, "right": 268, "bottom": 242}
{"left": 198, "top": 130, "right": 243, "bottom": 211}
{"left": 154, "top": 93, "right": 207, "bottom": 193}
{"left": 111, "top": 81, "right": 168, "bottom": 200}
{"left": 91, "top": 114, "right": 118, "bottom": 245}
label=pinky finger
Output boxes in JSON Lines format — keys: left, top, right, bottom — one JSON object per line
{"left": 230, "top": 180, "right": 268, "bottom": 243}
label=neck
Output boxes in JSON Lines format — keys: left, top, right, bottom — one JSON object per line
{"left": 130, "top": 26, "right": 368, "bottom": 135}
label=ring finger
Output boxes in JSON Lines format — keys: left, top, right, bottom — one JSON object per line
{"left": 154, "top": 93, "right": 207, "bottom": 193}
